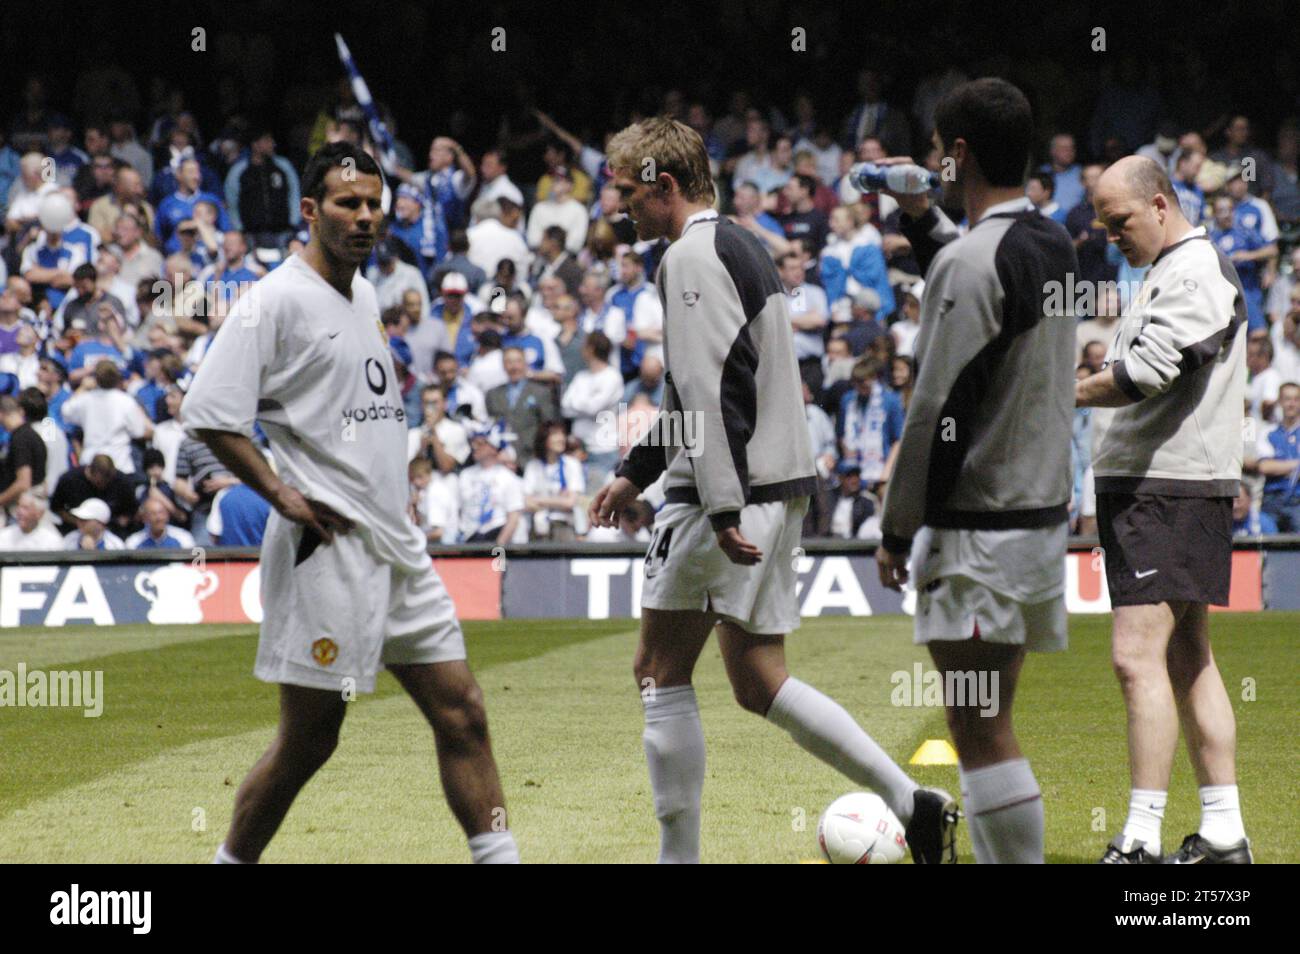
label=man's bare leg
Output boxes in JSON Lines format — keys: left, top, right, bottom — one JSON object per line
{"left": 1165, "top": 603, "right": 1236, "bottom": 786}
{"left": 633, "top": 607, "right": 715, "bottom": 864}
{"left": 715, "top": 622, "right": 922, "bottom": 832}
{"left": 1165, "top": 603, "right": 1247, "bottom": 850}
{"left": 388, "top": 660, "right": 518, "bottom": 863}
{"left": 220, "top": 684, "right": 347, "bottom": 863}
{"left": 928, "top": 640, "right": 1039, "bottom": 863}
{"left": 1110, "top": 602, "right": 1181, "bottom": 855}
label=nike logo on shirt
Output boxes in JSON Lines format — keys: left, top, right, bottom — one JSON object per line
{"left": 1135, "top": 568, "right": 1159, "bottom": 579}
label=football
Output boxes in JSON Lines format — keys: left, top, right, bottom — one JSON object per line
{"left": 817, "top": 793, "right": 909, "bottom": 864}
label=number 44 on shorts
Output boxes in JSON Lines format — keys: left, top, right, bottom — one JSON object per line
{"left": 644, "top": 526, "right": 674, "bottom": 578}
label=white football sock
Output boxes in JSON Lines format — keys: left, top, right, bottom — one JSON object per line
{"left": 1120, "top": 788, "right": 1167, "bottom": 854}
{"left": 213, "top": 843, "right": 252, "bottom": 864}
{"left": 1198, "top": 785, "right": 1246, "bottom": 846}
{"left": 958, "top": 765, "right": 992, "bottom": 864}
{"left": 468, "top": 830, "right": 520, "bottom": 864}
{"left": 642, "top": 684, "right": 706, "bottom": 864}
{"left": 963, "top": 758, "right": 1043, "bottom": 864}
{"left": 766, "top": 677, "right": 918, "bottom": 826}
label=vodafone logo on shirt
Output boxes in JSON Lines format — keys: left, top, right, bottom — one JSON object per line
{"left": 364, "top": 357, "right": 387, "bottom": 395}
{"left": 342, "top": 356, "right": 407, "bottom": 427}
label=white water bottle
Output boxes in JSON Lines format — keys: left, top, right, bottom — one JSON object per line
{"left": 847, "top": 162, "right": 939, "bottom": 194}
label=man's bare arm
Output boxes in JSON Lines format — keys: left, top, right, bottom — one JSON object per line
{"left": 1076, "top": 368, "right": 1136, "bottom": 408}
{"left": 192, "top": 428, "right": 353, "bottom": 543}
{"left": 1257, "top": 458, "right": 1300, "bottom": 477}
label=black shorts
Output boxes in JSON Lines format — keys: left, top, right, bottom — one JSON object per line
{"left": 1095, "top": 493, "right": 1233, "bottom": 607}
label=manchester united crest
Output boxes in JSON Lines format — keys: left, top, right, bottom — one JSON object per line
{"left": 311, "top": 637, "right": 339, "bottom": 666}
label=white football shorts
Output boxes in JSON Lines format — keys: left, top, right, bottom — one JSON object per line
{"left": 641, "top": 498, "right": 808, "bottom": 635}
{"left": 256, "top": 512, "right": 466, "bottom": 693}
{"left": 909, "top": 523, "right": 1069, "bottom": 653}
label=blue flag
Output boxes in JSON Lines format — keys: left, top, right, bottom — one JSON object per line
{"left": 333, "top": 33, "right": 400, "bottom": 176}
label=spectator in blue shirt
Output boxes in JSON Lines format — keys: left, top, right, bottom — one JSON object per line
{"left": 209, "top": 481, "right": 271, "bottom": 546}
{"left": 0, "top": 133, "right": 20, "bottom": 218}
{"left": 149, "top": 125, "right": 223, "bottom": 204}
{"left": 155, "top": 158, "right": 229, "bottom": 245}
{"left": 731, "top": 180, "right": 789, "bottom": 253}
{"left": 389, "top": 336, "right": 423, "bottom": 426}
{"left": 1041, "top": 133, "right": 1085, "bottom": 214}
{"left": 67, "top": 309, "right": 131, "bottom": 386}
{"left": 1232, "top": 484, "right": 1277, "bottom": 537}
{"left": 623, "top": 352, "right": 665, "bottom": 406}
{"left": 837, "top": 356, "right": 904, "bottom": 494}
{"left": 204, "top": 231, "right": 262, "bottom": 306}
{"left": 1209, "top": 196, "right": 1268, "bottom": 333}
{"left": 46, "top": 115, "right": 89, "bottom": 187}
{"left": 1171, "top": 148, "right": 1206, "bottom": 226}
{"left": 126, "top": 496, "right": 194, "bottom": 549}
{"left": 37, "top": 356, "right": 72, "bottom": 432}
{"left": 1254, "top": 382, "right": 1300, "bottom": 532}
{"left": 500, "top": 297, "right": 546, "bottom": 373}
{"left": 134, "top": 349, "right": 173, "bottom": 422}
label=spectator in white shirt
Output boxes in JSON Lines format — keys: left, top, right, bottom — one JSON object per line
{"left": 0, "top": 492, "right": 63, "bottom": 551}
{"left": 435, "top": 350, "right": 487, "bottom": 422}
{"left": 367, "top": 240, "right": 429, "bottom": 315}
{"left": 466, "top": 329, "right": 508, "bottom": 393}
{"left": 62, "top": 496, "right": 125, "bottom": 550}
{"left": 409, "top": 456, "right": 459, "bottom": 545}
{"left": 577, "top": 273, "right": 626, "bottom": 368}
{"left": 526, "top": 167, "right": 587, "bottom": 254}
{"left": 523, "top": 421, "right": 585, "bottom": 541}
{"left": 467, "top": 197, "right": 532, "bottom": 279}
{"left": 1247, "top": 337, "right": 1283, "bottom": 423}
{"left": 475, "top": 149, "right": 524, "bottom": 212}
{"left": 5, "top": 152, "right": 57, "bottom": 232}
{"left": 407, "top": 386, "right": 470, "bottom": 471}
{"left": 780, "top": 251, "right": 830, "bottom": 369}
{"left": 0, "top": 323, "right": 39, "bottom": 387}
{"left": 60, "top": 360, "right": 153, "bottom": 474}
{"left": 1272, "top": 283, "right": 1300, "bottom": 387}
{"left": 561, "top": 331, "right": 625, "bottom": 489}
{"left": 891, "top": 281, "right": 924, "bottom": 357}
{"left": 457, "top": 425, "right": 524, "bottom": 544}
{"left": 151, "top": 384, "right": 187, "bottom": 484}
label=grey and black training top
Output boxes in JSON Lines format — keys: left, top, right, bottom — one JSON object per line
{"left": 616, "top": 210, "right": 816, "bottom": 531}
{"left": 1091, "top": 228, "right": 1247, "bottom": 497}
{"left": 879, "top": 197, "right": 1079, "bottom": 556}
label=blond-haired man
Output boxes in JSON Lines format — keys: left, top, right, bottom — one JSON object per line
{"left": 591, "top": 118, "right": 956, "bottom": 864}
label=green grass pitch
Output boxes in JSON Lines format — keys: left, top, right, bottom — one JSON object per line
{"left": 1, "top": 613, "right": 1295, "bottom": 863}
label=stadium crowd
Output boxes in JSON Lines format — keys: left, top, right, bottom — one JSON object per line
{"left": 1, "top": 66, "right": 1298, "bottom": 551}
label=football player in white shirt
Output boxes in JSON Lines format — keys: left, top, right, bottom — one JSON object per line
{"left": 182, "top": 144, "right": 518, "bottom": 865}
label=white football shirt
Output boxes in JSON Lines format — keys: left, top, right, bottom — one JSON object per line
{"left": 182, "top": 254, "right": 429, "bottom": 574}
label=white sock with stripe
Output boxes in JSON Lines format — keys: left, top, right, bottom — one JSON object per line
{"left": 643, "top": 684, "right": 706, "bottom": 864}
{"left": 963, "top": 758, "right": 1044, "bottom": 864}
{"left": 958, "top": 765, "right": 992, "bottom": 864}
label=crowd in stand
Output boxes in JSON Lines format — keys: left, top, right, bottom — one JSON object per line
{"left": 1, "top": 67, "right": 1298, "bottom": 551}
